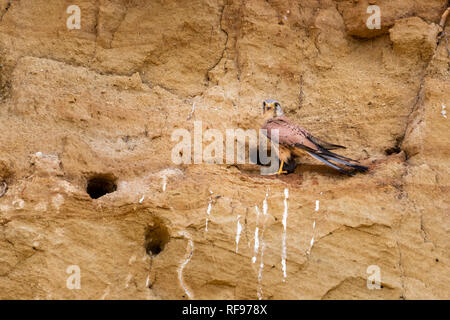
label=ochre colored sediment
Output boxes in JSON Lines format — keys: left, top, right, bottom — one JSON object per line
{"left": 0, "top": 0, "right": 448, "bottom": 299}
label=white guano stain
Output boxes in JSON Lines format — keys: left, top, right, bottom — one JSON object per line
{"left": 252, "top": 206, "right": 261, "bottom": 263}
{"left": 162, "top": 175, "right": 167, "bottom": 192}
{"left": 257, "top": 240, "right": 266, "bottom": 300}
{"left": 442, "top": 104, "right": 447, "bottom": 119}
{"left": 252, "top": 228, "right": 259, "bottom": 264}
{"left": 153, "top": 168, "right": 182, "bottom": 193}
{"left": 187, "top": 102, "right": 196, "bottom": 120}
{"left": 263, "top": 193, "right": 268, "bottom": 216}
{"left": 281, "top": 188, "right": 289, "bottom": 281}
{"left": 100, "top": 286, "right": 110, "bottom": 300}
{"left": 205, "top": 190, "right": 213, "bottom": 232}
{"left": 139, "top": 195, "right": 145, "bottom": 204}
{"left": 125, "top": 274, "right": 133, "bottom": 288}
{"left": 308, "top": 200, "right": 319, "bottom": 255}
{"left": 178, "top": 231, "right": 194, "bottom": 299}
{"left": 256, "top": 190, "right": 270, "bottom": 298}
{"left": 235, "top": 215, "right": 242, "bottom": 253}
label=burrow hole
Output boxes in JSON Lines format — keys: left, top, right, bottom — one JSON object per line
{"left": 385, "top": 137, "right": 403, "bottom": 155}
{"left": 144, "top": 219, "right": 170, "bottom": 256}
{"left": 385, "top": 146, "right": 401, "bottom": 155}
{"left": 86, "top": 174, "right": 117, "bottom": 199}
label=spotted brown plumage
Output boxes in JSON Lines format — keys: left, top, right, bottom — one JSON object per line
{"left": 260, "top": 99, "right": 368, "bottom": 176}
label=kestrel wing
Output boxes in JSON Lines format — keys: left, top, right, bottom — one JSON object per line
{"left": 261, "top": 117, "right": 318, "bottom": 150}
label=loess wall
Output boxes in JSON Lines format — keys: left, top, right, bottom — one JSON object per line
{"left": 0, "top": 0, "right": 449, "bottom": 299}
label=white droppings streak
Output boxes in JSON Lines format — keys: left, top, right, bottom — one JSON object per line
{"left": 308, "top": 200, "right": 319, "bottom": 255}
{"left": 139, "top": 195, "right": 145, "bottom": 204}
{"left": 252, "top": 189, "right": 269, "bottom": 300}
{"left": 162, "top": 175, "right": 167, "bottom": 192}
{"left": 252, "top": 206, "right": 261, "bottom": 263}
{"left": 442, "top": 104, "right": 447, "bottom": 119}
{"left": 235, "top": 215, "right": 242, "bottom": 253}
{"left": 256, "top": 190, "right": 270, "bottom": 298}
{"left": 281, "top": 188, "right": 289, "bottom": 281}
{"left": 178, "top": 231, "right": 194, "bottom": 300}
{"left": 252, "top": 228, "right": 259, "bottom": 264}
{"left": 125, "top": 274, "right": 133, "bottom": 288}
{"left": 257, "top": 240, "right": 266, "bottom": 300}
{"left": 205, "top": 190, "right": 213, "bottom": 232}
{"left": 187, "top": 102, "right": 196, "bottom": 120}
{"left": 100, "top": 287, "right": 110, "bottom": 300}
{"left": 263, "top": 195, "right": 268, "bottom": 216}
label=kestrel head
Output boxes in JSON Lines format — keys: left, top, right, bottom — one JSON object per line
{"left": 262, "top": 99, "right": 283, "bottom": 119}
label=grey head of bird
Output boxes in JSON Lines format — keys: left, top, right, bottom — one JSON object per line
{"left": 262, "top": 99, "right": 284, "bottom": 119}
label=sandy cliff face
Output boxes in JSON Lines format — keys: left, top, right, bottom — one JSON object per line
{"left": 0, "top": 0, "right": 449, "bottom": 299}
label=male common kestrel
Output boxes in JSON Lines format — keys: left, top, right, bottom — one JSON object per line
{"left": 261, "top": 99, "right": 368, "bottom": 176}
